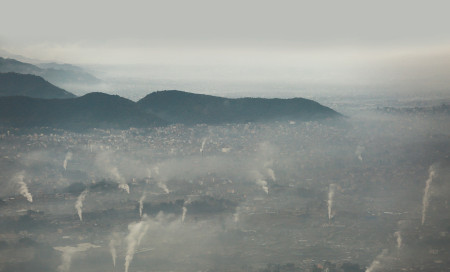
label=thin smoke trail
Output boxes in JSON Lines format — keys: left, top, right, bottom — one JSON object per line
{"left": 355, "top": 145, "right": 364, "bottom": 161}
{"left": 54, "top": 243, "right": 98, "bottom": 272}
{"left": 157, "top": 181, "right": 170, "bottom": 194}
{"left": 267, "top": 168, "right": 276, "bottom": 181}
{"left": 256, "top": 179, "right": 269, "bottom": 194}
{"left": 366, "top": 249, "right": 388, "bottom": 272}
{"left": 16, "top": 173, "right": 33, "bottom": 203}
{"left": 200, "top": 138, "right": 207, "bottom": 154}
{"left": 251, "top": 169, "right": 269, "bottom": 194}
{"left": 125, "top": 217, "right": 149, "bottom": 272}
{"left": 181, "top": 206, "right": 187, "bottom": 223}
{"left": 394, "top": 231, "right": 402, "bottom": 249}
{"left": 109, "top": 166, "right": 130, "bottom": 194}
{"left": 149, "top": 166, "right": 169, "bottom": 193}
{"left": 421, "top": 165, "right": 436, "bottom": 225}
{"left": 328, "top": 184, "right": 336, "bottom": 221}
{"left": 110, "top": 240, "right": 117, "bottom": 268}
{"left": 63, "top": 152, "right": 72, "bottom": 170}
{"left": 75, "top": 190, "right": 88, "bottom": 221}
{"left": 233, "top": 207, "right": 240, "bottom": 223}
{"left": 109, "top": 233, "right": 121, "bottom": 268}
{"left": 139, "top": 192, "right": 146, "bottom": 218}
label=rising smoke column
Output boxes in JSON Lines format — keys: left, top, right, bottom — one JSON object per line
{"left": 111, "top": 166, "right": 130, "bottom": 194}
{"left": 394, "top": 231, "right": 402, "bottom": 249}
{"left": 263, "top": 158, "right": 276, "bottom": 182}
{"left": 200, "top": 138, "right": 207, "bottom": 154}
{"left": 96, "top": 151, "right": 129, "bottom": 193}
{"left": 125, "top": 217, "right": 150, "bottom": 272}
{"left": 251, "top": 169, "right": 269, "bottom": 194}
{"left": 266, "top": 168, "right": 276, "bottom": 181}
{"left": 139, "top": 192, "right": 146, "bottom": 218}
{"left": 63, "top": 151, "right": 73, "bottom": 170}
{"left": 327, "top": 184, "right": 337, "bottom": 221}
{"left": 355, "top": 145, "right": 364, "bottom": 161}
{"left": 181, "top": 206, "right": 187, "bottom": 223}
{"left": 15, "top": 172, "right": 33, "bottom": 203}
{"left": 366, "top": 249, "right": 388, "bottom": 272}
{"left": 150, "top": 165, "right": 170, "bottom": 194}
{"left": 75, "top": 190, "right": 88, "bottom": 221}
{"left": 109, "top": 233, "right": 121, "bottom": 268}
{"left": 118, "top": 183, "right": 130, "bottom": 194}
{"left": 421, "top": 165, "right": 437, "bottom": 225}
{"left": 256, "top": 179, "right": 269, "bottom": 194}
{"left": 157, "top": 181, "right": 170, "bottom": 194}
{"left": 233, "top": 207, "right": 240, "bottom": 223}
{"left": 181, "top": 198, "right": 191, "bottom": 223}
{"left": 54, "top": 243, "right": 98, "bottom": 272}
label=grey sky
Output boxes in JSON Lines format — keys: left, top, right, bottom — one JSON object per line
{"left": 2, "top": 0, "right": 450, "bottom": 47}
{"left": 1, "top": 0, "right": 450, "bottom": 96}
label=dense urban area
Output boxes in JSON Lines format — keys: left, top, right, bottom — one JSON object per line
{"left": 0, "top": 99, "right": 449, "bottom": 272}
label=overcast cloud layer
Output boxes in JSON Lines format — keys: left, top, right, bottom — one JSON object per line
{"left": 1, "top": 0, "right": 450, "bottom": 97}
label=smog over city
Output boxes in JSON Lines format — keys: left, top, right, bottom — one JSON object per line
{"left": 1, "top": 1, "right": 450, "bottom": 272}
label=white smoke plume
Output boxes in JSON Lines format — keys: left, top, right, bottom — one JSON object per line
{"left": 54, "top": 243, "right": 99, "bottom": 272}
{"left": 181, "top": 206, "right": 187, "bottom": 223}
{"left": 96, "top": 152, "right": 132, "bottom": 193}
{"left": 63, "top": 151, "right": 73, "bottom": 170}
{"left": 394, "top": 231, "right": 402, "bottom": 249}
{"left": 365, "top": 249, "right": 388, "bottom": 272}
{"left": 256, "top": 179, "right": 269, "bottom": 194}
{"left": 149, "top": 166, "right": 169, "bottom": 193}
{"left": 15, "top": 172, "right": 33, "bottom": 203}
{"left": 328, "top": 184, "right": 337, "bottom": 221}
{"left": 119, "top": 183, "right": 130, "bottom": 194}
{"left": 262, "top": 157, "right": 276, "bottom": 182}
{"left": 421, "top": 165, "right": 437, "bottom": 225}
{"left": 233, "top": 207, "right": 240, "bottom": 223}
{"left": 75, "top": 190, "right": 88, "bottom": 221}
{"left": 125, "top": 216, "right": 150, "bottom": 272}
{"left": 108, "top": 166, "right": 130, "bottom": 194}
{"left": 157, "top": 181, "right": 170, "bottom": 194}
{"left": 355, "top": 145, "right": 365, "bottom": 161}
{"left": 139, "top": 192, "right": 146, "bottom": 218}
{"left": 109, "top": 233, "right": 121, "bottom": 268}
{"left": 251, "top": 170, "right": 269, "bottom": 194}
{"left": 152, "top": 165, "right": 160, "bottom": 176}
{"left": 145, "top": 168, "right": 152, "bottom": 184}
{"left": 200, "top": 138, "right": 207, "bottom": 154}
{"left": 266, "top": 168, "right": 276, "bottom": 181}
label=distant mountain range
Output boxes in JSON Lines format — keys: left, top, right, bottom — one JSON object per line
{"left": 0, "top": 57, "right": 341, "bottom": 129}
{"left": 0, "top": 57, "right": 101, "bottom": 87}
{"left": 0, "top": 72, "right": 76, "bottom": 99}
{"left": 0, "top": 89, "right": 341, "bottom": 130}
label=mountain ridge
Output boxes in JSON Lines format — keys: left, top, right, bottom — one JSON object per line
{"left": 137, "top": 90, "right": 341, "bottom": 124}
{"left": 0, "top": 57, "right": 101, "bottom": 87}
{"left": 0, "top": 92, "right": 165, "bottom": 130}
{"left": 0, "top": 90, "right": 341, "bottom": 130}
{"left": 0, "top": 72, "right": 76, "bottom": 99}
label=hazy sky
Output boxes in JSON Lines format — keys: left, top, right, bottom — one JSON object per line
{"left": 2, "top": 0, "right": 450, "bottom": 96}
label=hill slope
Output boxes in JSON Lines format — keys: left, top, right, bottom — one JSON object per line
{"left": 0, "top": 90, "right": 341, "bottom": 130}
{"left": 0, "top": 92, "right": 166, "bottom": 130}
{"left": 0, "top": 57, "right": 101, "bottom": 87}
{"left": 138, "top": 90, "right": 341, "bottom": 124}
{"left": 0, "top": 72, "right": 76, "bottom": 99}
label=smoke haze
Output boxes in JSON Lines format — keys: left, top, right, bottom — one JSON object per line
{"left": 1, "top": 2, "right": 450, "bottom": 267}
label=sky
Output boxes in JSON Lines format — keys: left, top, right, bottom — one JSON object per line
{"left": 1, "top": 0, "right": 450, "bottom": 97}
